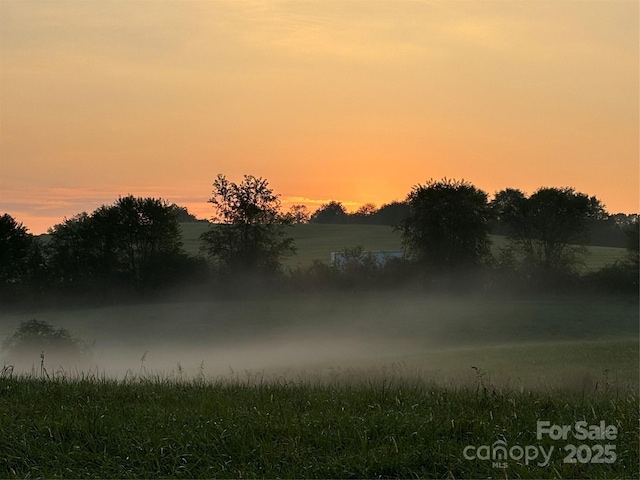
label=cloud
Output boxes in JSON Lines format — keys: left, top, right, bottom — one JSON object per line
{"left": 0, "top": 186, "right": 212, "bottom": 234}
{"left": 282, "top": 196, "right": 359, "bottom": 207}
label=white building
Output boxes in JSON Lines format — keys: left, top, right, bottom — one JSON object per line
{"left": 330, "top": 250, "right": 404, "bottom": 269}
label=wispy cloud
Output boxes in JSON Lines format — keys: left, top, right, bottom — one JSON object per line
{"left": 0, "top": 186, "right": 213, "bottom": 234}
{"left": 282, "top": 196, "right": 359, "bottom": 207}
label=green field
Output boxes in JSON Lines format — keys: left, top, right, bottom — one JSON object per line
{"left": 1, "top": 290, "right": 637, "bottom": 478}
{"left": 180, "top": 223, "right": 627, "bottom": 271}
{"left": 5, "top": 225, "right": 637, "bottom": 478}
{"left": 1, "top": 292, "right": 637, "bottom": 386}
{"left": 0, "top": 373, "right": 637, "bottom": 479}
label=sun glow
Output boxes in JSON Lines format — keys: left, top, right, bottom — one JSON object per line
{"left": 1, "top": 1, "right": 637, "bottom": 234}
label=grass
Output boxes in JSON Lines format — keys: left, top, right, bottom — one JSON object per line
{"left": 0, "top": 371, "right": 637, "bottom": 479}
{"left": 2, "top": 225, "right": 637, "bottom": 478}
{"left": 0, "top": 291, "right": 636, "bottom": 478}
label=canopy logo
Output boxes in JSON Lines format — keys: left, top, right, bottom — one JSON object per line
{"left": 463, "top": 440, "right": 553, "bottom": 468}
{"left": 463, "top": 420, "right": 618, "bottom": 469}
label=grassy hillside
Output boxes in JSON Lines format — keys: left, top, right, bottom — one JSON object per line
{"left": 181, "top": 223, "right": 627, "bottom": 271}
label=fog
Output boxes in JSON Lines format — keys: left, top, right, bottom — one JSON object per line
{"left": 0, "top": 291, "right": 637, "bottom": 389}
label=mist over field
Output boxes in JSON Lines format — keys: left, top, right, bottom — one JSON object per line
{"left": 1, "top": 291, "right": 637, "bottom": 391}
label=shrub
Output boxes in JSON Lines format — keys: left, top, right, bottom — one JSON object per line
{"left": 1, "top": 319, "right": 91, "bottom": 368}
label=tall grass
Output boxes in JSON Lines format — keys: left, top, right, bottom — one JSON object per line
{"left": 0, "top": 369, "right": 637, "bottom": 479}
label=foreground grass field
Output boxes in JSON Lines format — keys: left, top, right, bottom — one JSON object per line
{"left": 0, "top": 373, "right": 637, "bottom": 479}
{"left": 0, "top": 291, "right": 637, "bottom": 478}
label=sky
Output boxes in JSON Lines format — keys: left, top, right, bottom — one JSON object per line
{"left": 1, "top": 0, "right": 638, "bottom": 234}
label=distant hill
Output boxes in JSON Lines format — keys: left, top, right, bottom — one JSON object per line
{"left": 182, "top": 223, "right": 626, "bottom": 271}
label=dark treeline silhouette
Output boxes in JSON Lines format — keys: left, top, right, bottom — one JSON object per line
{"left": 1, "top": 177, "right": 638, "bottom": 307}
{"left": 309, "top": 201, "right": 411, "bottom": 226}
{"left": 310, "top": 199, "right": 634, "bottom": 247}
{"left": 170, "top": 205, "right": 207, "bottom": 223}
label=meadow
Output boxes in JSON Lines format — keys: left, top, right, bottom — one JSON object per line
{"left": 1, "top": 372, "right": 637, "bottom": 479}
{"left": 4, "top": 225, "right": 637, "bottom": 478}
{"left": 0, "top": 290, "right": 638, "bottom": 477}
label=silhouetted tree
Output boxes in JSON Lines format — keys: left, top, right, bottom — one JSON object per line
{"left": 623, "top": 218, "right": 639, "bottom": 267}
{"left": 0, "top": 214, "right": 43, "bottom": 286}
{"left": 200, "top": 174, "right": 295, "bottom": 275}
{"left": 46, "top": 212, "right": 109, "bottom": 284}
{"left": 170, "top": 205, "right": 204, "bottom": 223}
{"left": 46, "top": 196, "right": 185, "bottom": 289}
{"left": 346, "top": 203, "right": 375, "bottom": 224}
{"left": 492, "top": 187, "right": 605, "bottom": 273}
{"left": 399, "top": 179, "right": 493, "bottom": 269}
{"left": 1, "top": 319, "right": 90, "bottom": 368}
{"left": 112, "top": 196, "right": 184, "bottom": 286}
{"left": 372, "top": 201, "right": 410, "bottom": 226}
{"left": 284, "top": 204, "right": 310, "bottom": 224}
{"left": 309, "top": 201, "right": 348, "bottom": 224}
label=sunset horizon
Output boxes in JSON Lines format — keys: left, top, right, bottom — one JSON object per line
{"left": 2, "top": 0, "right": 638, "bottom": 234}
{"left": 2, "top": 175, "right": 638, "bottom": 236}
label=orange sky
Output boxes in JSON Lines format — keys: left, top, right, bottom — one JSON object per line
{"left": 1, "top": 1, "right": 638, "bottom": 234}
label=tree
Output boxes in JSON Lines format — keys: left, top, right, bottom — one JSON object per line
{"left": 46, "top": 212, "right": 109, "bottom": 284}
{"left": 348, "top": 203, "right": 377, "bottom": 224}
{"left": 2, "top": 319, "right": 90, "bottom": 368}
{"left": 170, "top": 205, "right": 204, "bottom": 223}
{"left": 46, "top": 196, "right": 185, "bottom": 289}
{"left": 354, "top": 203, "right": 377, "bottom": 216}
{"left": 623, "top": 218, "right": 639, "bottom": 267}
{"left": 492, "top": 187, "right": 605, "bottom": 273}
{"left": 309, "top": 201, "right": 348, "bottom": 224}
{"left": 372, "top": 201, "right": 410, "bottom": 226}
{"left": 399, "top": 179, "right": 493, "bottom": 269}
{"left": 111, "top": 196, "right": 184, "bottom": 285}
{"left": 0, "top": 214, "right": 43, "bottom": 286}
{"left": 284, "top": 204, "right": 310, "bottom": 224}
{"left": 200, "top": 174, "right": 295, "bottom": 275}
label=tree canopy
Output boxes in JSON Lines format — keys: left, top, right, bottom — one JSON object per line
{"left": 201, "top": 175, "right": 295, "bottom": 275}
{"left": 399, "top": 179, "right": 493, "bottom": 270}
{"left": 0, "top": 214, "right": 42, "bottom": 286}
{"left": 46, "top": 196, "right": 185, "bottom": 289}
{"left": 309, "top": 201, "right": 349, "bottom": 224}
{"left": 492, "top": 187, "right": 605, "bottom": 273}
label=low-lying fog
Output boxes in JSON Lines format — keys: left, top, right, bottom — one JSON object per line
{"left": 0, "top": 292, "right": 637, "bottom": 388}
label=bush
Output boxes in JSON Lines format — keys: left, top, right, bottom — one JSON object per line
{"left": 1, "top": 319, "right": 91, "bottom": 369}
{"left": 583, "top": 260, "right": 639, "bottom": 294}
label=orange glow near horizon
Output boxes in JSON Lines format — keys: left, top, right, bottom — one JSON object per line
{"left": 1, "top": 1, "right": 638, "bottom": 234}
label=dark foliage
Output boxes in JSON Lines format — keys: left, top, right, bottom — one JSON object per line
{"left": 288, "top": 247, "right": 414, "bottom": 292}
{"left": 201, "top": 175, "right": 295, "bottom": 276}
{"left": 0, "top": 214, "right": 43, "bottom": 286}
{"left": 492, "top": 187, "right": 605, "bottom": 275}
{"left": 371, "top": 201, "right": 410, "bottom": 226}
{"left": 308, "top": 201, "right": 410, "bottom": 226}
{"left": 46, "top": 196, "right": 186, "bottom": 291}
{"left": 309, "top": 201, "right": 349, "bottom": 224}
{"left": 399, "top": 179, "right": 493, "bottom": 270}
{"left": 170, "top": 205, "right": 206, "bottom": 223}
{"left": 1, "top": 319, "right": 90, "bottom": 366}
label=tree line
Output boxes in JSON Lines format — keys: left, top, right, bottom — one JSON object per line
{"left": 307, "top": 198, "right": 634, "bottom": 249}
{"left": 1, "top": 176, "right": 638, "bottom": 304}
